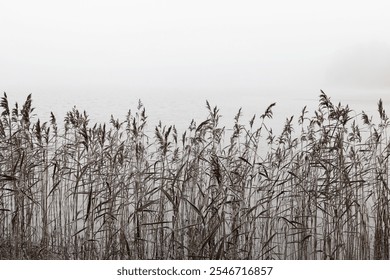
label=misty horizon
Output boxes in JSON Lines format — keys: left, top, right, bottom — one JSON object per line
{"left": 1, "top": 1, "right": 390, "bottom": 96}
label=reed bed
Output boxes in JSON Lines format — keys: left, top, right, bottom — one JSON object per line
{"left": 0, "top": 91, "right": 389, "bottom": 260}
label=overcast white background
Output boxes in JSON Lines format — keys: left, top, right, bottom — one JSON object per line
{"left": 1, "top": 0, "right": 389, "bottom": 129}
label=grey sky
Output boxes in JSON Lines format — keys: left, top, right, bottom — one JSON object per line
{"left": 1, "top": 0, "right": 390, "bottom": 98}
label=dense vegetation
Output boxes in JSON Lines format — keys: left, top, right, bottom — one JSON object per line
{"left": 0, "top": 91, "right": 389, "bottom": 259}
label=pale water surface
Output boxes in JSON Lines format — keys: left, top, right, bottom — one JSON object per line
{"left": 5, "top": 87, "right": 390, "bottom": 135}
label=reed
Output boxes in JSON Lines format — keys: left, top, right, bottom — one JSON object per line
{"left": 0, "top": 91, "right": 389, "bottom": 259}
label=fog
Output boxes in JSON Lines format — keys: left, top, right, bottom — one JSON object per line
{"left": 0, "top": 0, "right": 389, "bottom": 113}
{"left": 327, "top": 42, "right": 390, "bottom": 90}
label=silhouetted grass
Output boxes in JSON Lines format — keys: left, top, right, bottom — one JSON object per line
{"left": 0, "top": 91, "right": 389, "bottom": 259}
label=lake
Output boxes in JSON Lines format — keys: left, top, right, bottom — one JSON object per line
{"left": 4, "top": 87, "right": 390, "bottom": 136}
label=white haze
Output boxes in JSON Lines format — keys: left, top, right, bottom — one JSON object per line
{"left": 0, "top": 0, "right": 389, "bottom": 129}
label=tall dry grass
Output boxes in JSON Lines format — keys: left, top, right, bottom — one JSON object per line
{"left": 0, "top": 91, "right": 389, "bottom": 259}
